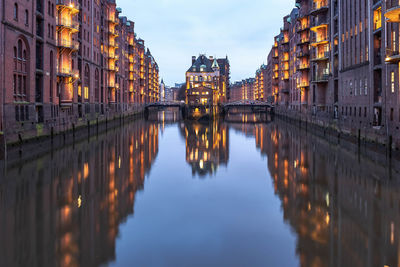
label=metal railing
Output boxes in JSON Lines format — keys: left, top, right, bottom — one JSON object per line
{"left": 56, "top": 0, "right": 80, "bottom": 9}
{"left": 57, "top": 39, "right": 79, "bottom": 50}
{"left": 56, "top": 18, "right": 79, "bottom": 30}
{"left": 311, "top": 0, "right": 328, "bottom": 12}
{"left": 311, "top": 51, "right": 330, "bottom": 60}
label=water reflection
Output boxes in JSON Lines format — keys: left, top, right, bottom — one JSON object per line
{"left": 180, "top": 120, "right": 229, "bottom": 177}
{"left": 237, "top": 121, "right": 400, "bottom": 267}
{"left": 0, "top": 121, "right": 159, "bottom": 267}
{"left": 0, "top": 116, "right": 400, "bottom": 267}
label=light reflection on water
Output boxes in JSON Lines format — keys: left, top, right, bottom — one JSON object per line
{"left": 0, "top": 112, "right": 399, "bottom": 267}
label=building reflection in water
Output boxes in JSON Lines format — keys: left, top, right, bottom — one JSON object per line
{"left": 238, "top": 121, "right": 400, "bottom": 267}
{"left": 0, "top": 120, "right": 159, "bottom": 267}
{"left": 180, "top": 120, "right": 229, "bottom": 177}
{"left": 2, "top": 115, "right": 400, "bottom": 267}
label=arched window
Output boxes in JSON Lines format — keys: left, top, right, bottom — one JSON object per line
{"left": 14, "top": 4, "right": 18, "bottom": 21}
{"left": 13, "top": 38, "right": 29, "bottom": 100}
{"left": 13, "top": 38, "right": 30, "bottom": 121}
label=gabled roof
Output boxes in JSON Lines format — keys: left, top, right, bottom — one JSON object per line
{"left": 211, "top": 59, "right": 219, "bottom": 69}
{"left": 187, "top": 55, "right": 214, "bottom": 73}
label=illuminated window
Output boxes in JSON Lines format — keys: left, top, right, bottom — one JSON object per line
{"left": 364, "top": 78, "right": 368, "bottom": 95}
{"left": 391, "top": 72, "right": 395, "bottom": 93}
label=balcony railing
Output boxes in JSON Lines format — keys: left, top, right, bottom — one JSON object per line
{"left": 311, "top": 16, "right": 329, "bottom": 31}
{"left": 312, "top": 73, "right": 329, "bottom": 82}
{"left": 108, "top": 53, "right": 119, "bottom": 60}
{"left": 311, "top": 51, "right": 330, "bottom": 61}
{"left": 297, "top": 81, "right": 310, "bottom": 87}
{"left": 297, "top": 50, "right": 309, "bottom": 58}
{"left": 297, "top": 63, "right": 310, "bottom": 70}
{"left": 385, "top": 0, "right": 400, "bottom": 22}
{"left": 57, "top": 67, "right": 79, "bottom": 77}
{"left": 108, "top": 28, "right": 119, "bottom": 36}
{"left": 57, "top": 39, "right": 79, "bottom": 50}
{"left": 297, "top": 38, "right": 310, "bottom": 45}
{"left": 385, "top": 48, "right": 400, "bottom": 63}
{"left": 109, "top": 41, "right": 119, "bottom": 48}
{"left": 310, "top": 0, "right": 329, "bottom": 14}
{"left": 311, "top": 35, "right": 329, "bottom": 46}
{"left": 297, "top": 23, "right": 310, "bottom": 32}
{"left": 56, "top": 18, "right": 79, "bottom": 31}
{"left": 107, "top": 16, "right": 119, "bottom": 24}
{"left": 56, "top": 0, "right": 79, "bottom": 12}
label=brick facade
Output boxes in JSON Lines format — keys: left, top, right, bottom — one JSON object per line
{"left": 0, "top": 0, "right": 159, "bottom": 145}
{"left": 261, "top": 0, "right": 400, "bottom": 149}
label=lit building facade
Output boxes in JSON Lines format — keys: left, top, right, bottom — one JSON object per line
{"left": 185, "top": 54, "right": 230, "bottom": 107}
{"left": 0, "top": 0, "right": 159, "bottom": 146}
{"left": 263, "top": 0, "right": 400, "bottom": 150}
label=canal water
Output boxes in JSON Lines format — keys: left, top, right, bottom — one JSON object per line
{"left": 0, "top": 112, "right": 399, "bottom": 267}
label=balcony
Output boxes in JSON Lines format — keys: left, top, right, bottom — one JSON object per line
{"left": 297, "top": 50, "right": 309, "bottom": 58}
{"left": 310, "top": 16, "right": 329, "bottom": 32}
{"left": 311, "top": 35, "right": 329, "bottom": 47}
{"left": 107, "top": 16, "right": 119, "bottom": 25}
{"left": 281, "top": 64, "right": 289, "bottom": 71}
{"left": 109, "top": 41, "right": 119, "bottom": 48}
{"left": 310, "top": 0, "right": 329, "bottom": 15}
{"left": 297, "top": 81, "right": 310, "bottom": 88}
{"left": 108, "top": 28, "right": 119, "bottom": 37}
{"left": 297, "top": 38, "right": 310, "bottom": 45}
{"left": 56, "top": 0, "right": 79, "bottom": 14}
{"left": 56, "top": 18, "right": 79, "bottom": 32}
{"left": 297, "top": 63, "right": 310, "bottom": 70}
{"left": 57, "top": 67, "right": 79, "bottom": 78}
{"left": 281, "top": 37, "right": 289, "bottom": 44}
{"left": 311, "top": 73, "right": 329, "bottom": 83}
{"left": 57, "top": 39, "right": 79, "bottom": 51}
{"left": 297, "top": 23, "right": 310, "bottom": 32}
{"left": 108, "top": 53, "right": 119, "bottom": 60}
{"left": 386, "top": 1, "right": 400, "bottom": 22}
{"left": 311, "top": 51, "right": 330, "bottom": 61}
{"left": 385, "top": 48, "right": 400, "bottom": 63}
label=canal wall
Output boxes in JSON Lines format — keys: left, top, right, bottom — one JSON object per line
{"left": 0, "top": 107, "right": 146, "bottom": 164}
{"left": 275, "top": 110, "right": 400, "bottom": 160}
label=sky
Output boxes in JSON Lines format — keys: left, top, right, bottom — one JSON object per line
{"left": 117, "top": 0, "right": 295, "bottom": 86}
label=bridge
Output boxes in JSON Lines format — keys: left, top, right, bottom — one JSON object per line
{"left": 145, "top": 101, "right": 185, "bottom": 108}
{"left": 222, "top": 100, "right": 274, "bottom": 113}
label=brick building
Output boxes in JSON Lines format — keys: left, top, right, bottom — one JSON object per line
{"left": 185, "top": 54, "right": 230, "bottom": 106}
{"left": 262, "top": 0, "right": 400, "bottom": 150}
{"left": 0, "top": 0, "right": 159, "bottom": 147}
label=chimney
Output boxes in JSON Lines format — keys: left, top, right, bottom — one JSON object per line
{"left": 192, "top": 56, "right": 196, "bottom": 65}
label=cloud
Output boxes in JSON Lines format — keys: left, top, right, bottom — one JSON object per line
{"left": 117, "top": 0, "right": 295, "bottom": 86}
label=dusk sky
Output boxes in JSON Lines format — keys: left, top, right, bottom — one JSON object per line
{"left": 117, "top": 0, "right": 294, "bottom": 86}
